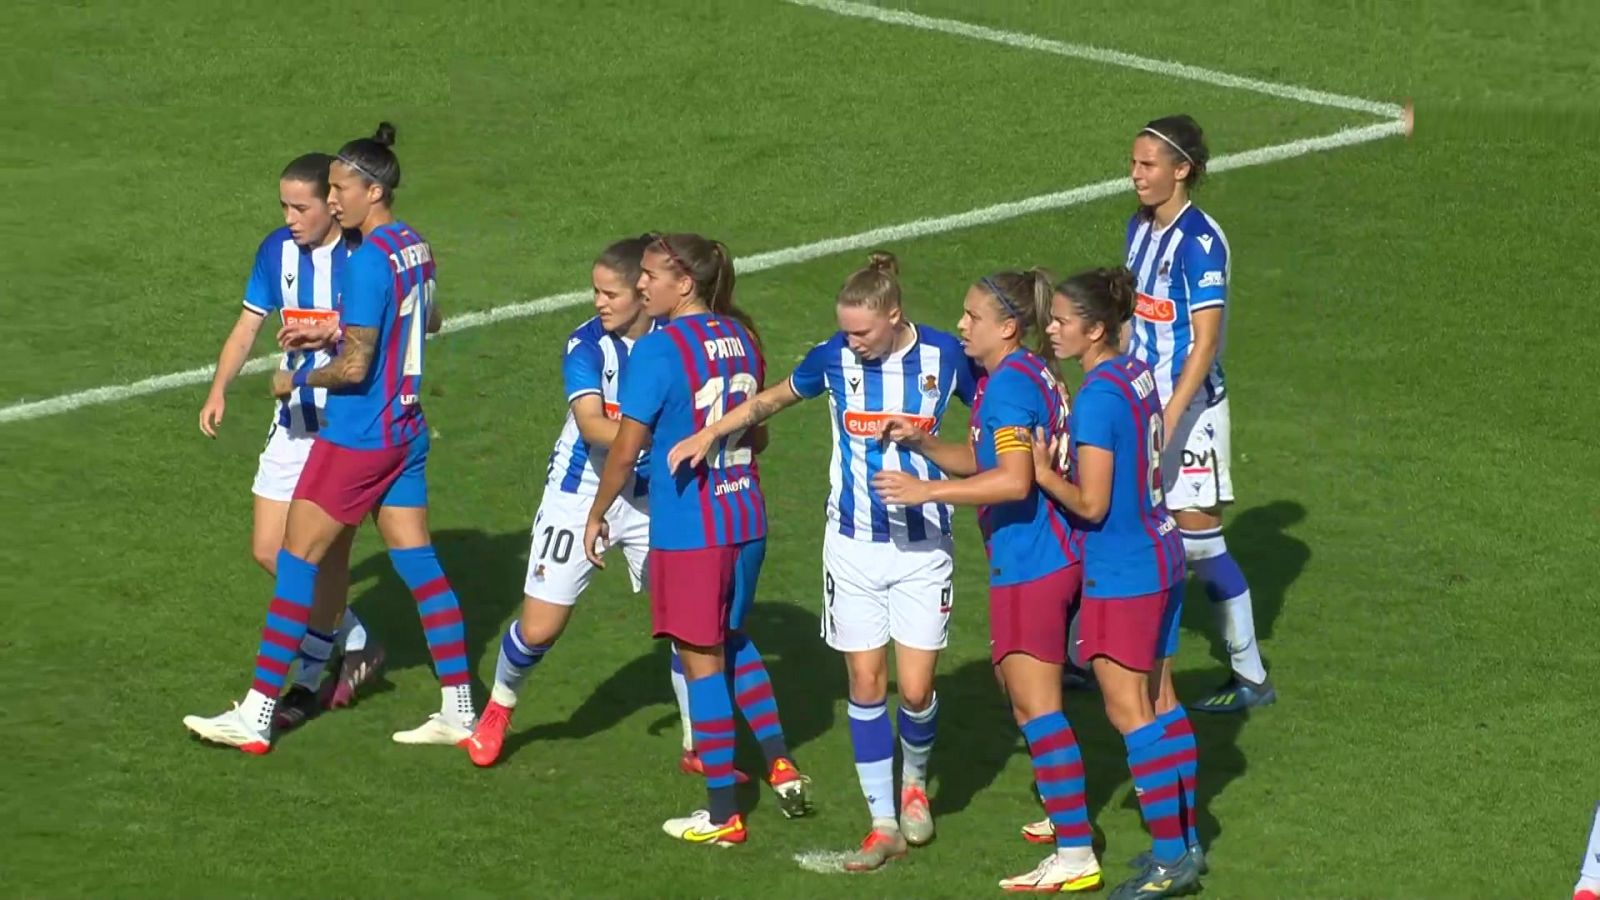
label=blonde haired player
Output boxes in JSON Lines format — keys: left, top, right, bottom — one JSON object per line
{"left": 670, "top": 252, "right": 976, "bottom": 870}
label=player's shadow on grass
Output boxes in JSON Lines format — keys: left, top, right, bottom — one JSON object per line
{"left": 344, "top": 528, "right": 530, "bottom": 697}
{"left": 506, "top": 600, "right": 841, "bottom": 776}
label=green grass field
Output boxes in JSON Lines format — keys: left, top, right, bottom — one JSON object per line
{"left": 2, "top": 1, "right": 1596, "bottom": 897}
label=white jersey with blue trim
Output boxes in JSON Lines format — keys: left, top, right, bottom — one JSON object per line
{"left": 544, "top": 316, "right": 654, "bottom": 497}
{"left": 242, "top": 226, "right": 350, "bottom": 434}
{"left": 1125, "top": 202, "right": 1231, "bottom": 406}
{"left": 790, "top": 323, "right": 978, "bottom": 543}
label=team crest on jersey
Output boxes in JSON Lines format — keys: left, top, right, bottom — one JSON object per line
{"left": 1158, "top": 260, "right": 1170, "bottom": 279}
{"left": 921, "top": 374, "right": 939, "bottom": 397}
{"left": 533, "top": 564, "right": 547, "bottom": 581}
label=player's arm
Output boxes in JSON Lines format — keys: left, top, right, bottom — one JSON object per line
{"left": 1033, "top": 441, "right": 1111, "bottom": 523}
{"left": 1164, "top": 236, "right": 1228, "bottom": 434}
{"left": 425, "top": 296, "right": 443, "bottom": 335}
{"left": 667, "top": 380, "right": 802, "bottom": 471}
{"left": 572, "top": 394, "right": 621, "bottom": 448}
{"left": 585, "top": 417, "right": 649, "bottom": 567}
{"left": 881, "top": 424, "right": 978, "bottom": 477}
{"left": 874, "top": 430, "right": 1031, "bottom": 507}
{"left": 200, "top": 308, "right": 269, "bottom": 436}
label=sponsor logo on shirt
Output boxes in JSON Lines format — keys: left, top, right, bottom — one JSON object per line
{"left": 1134, "top": 292, "right": 1176, "bottom": 323}
{"left": 1197, "top": 270, "right": 1225, "bottom": 288}
{"left": 842, "top": 410, "right": 935, "bottom": 439}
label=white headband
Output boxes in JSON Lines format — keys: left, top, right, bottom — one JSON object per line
{"left": 1141, "top": 127, "right": 1194, "bottom": 165}
{"left": 337, "top": 154, "right": 384, "bottom": 185}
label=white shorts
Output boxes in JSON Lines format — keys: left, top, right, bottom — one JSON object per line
{"left": 523, "top": 488, "right": 649, "bottom": 606}
{"left": 1163, "top": 396, "right": 1234, "bottom": 512}
{"left": 251, "top": 420, "right": 315, "bottom": 503}
{"left": 820, "top": 528, "right": 954, "bottom": 653}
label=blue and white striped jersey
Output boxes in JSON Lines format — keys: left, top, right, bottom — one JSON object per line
{"left": 242, "top": 226, "right": 350, "bottom": 434}
{"left": 1125, "top": 202, "right": 1231, "bottom": 406}
{"left": 545, "top": 316, "right": 653, "bottom": 497}
{"left": 790, "top": 324, "right": 978, "bottom": 543}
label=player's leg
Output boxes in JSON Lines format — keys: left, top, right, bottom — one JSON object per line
{"left": 724, "top": 539, "right": 811, "bottom": 816}
{"left": 323, "top": 516, "right": 383, "bottom": 711}
{"left": 1082, "top": 590, "right": 1202, "bottom": 899}
{"left": 1144, "top": 583, "right": 1204, "bottom": 870}
{"left": 655, "top": 546, "right": 747, "bottom": 846}
{"left": 885, "top": 536, "right": 951, "bottom": 849}
{"left": 991, "top": 568, "right": 1102, "bottom": 893}
{"left": 466, "top": 494, "right": 593, "bottom": 765}
{"left": 183, "top": 491, "right": 353, "bottom": 752}
{"left": 1172, "top": 399, "right": 1273, "bottom": 714}
{"left": 275, "top": 527, "right": 362, "bottom": 731}
{"left": 1575, "top": 802, "right": 1600, "bottom": 900}
{"left": 374, "top": 438, "right": 477, "bottom": 745}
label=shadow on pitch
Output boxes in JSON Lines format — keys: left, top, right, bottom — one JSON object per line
{"left": 504, "top": 599, "right": 842, "bottom": 790}
{"left": 342, "top": 528, "right": 530, "bottom": 699}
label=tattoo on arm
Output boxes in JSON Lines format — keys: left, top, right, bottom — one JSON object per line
{"left": 306, "top": 325, "right": 377, "bottom": 388}
{"left": 743, "top": 395, "right": 783, "bottom": 428}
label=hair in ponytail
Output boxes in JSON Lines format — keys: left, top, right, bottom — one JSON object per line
{"left": 1054, "top": 266, "right": 1138, "bottom": 348}
{"left": 837, "top": 250, "right": 902, "bottom": 312}
{"left": 976, "top": 267, "right": 1057, "bottom": 358}
{"left": 653, "top": 232, "right": 762, "bottom": 350}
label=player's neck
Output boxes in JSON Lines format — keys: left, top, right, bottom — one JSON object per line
{"left": 889, "top": 321, "right": 916, "bottom": 355}
{"left": 315, "top": 225, "right": 343, "bottom": 249}
{"left": 1151, "top": 193, "right": 1189, "bottom": 229}
{"left": 1079, "top": 343, "right": 1116, "bottom": 373}
{"left": 980, "top": 342, "right": 1021, "bottom": 373}
{"left": 359, "top": 206, "right": 396, "bottom": 236}
{"left": 669, "top": 300, "right": 709, "bottom": 319}
{"left": 619, "top": 313, "right": 653, "bottom": 340}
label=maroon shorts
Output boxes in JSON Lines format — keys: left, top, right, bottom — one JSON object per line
{"left": 292, "top": 438, "right": 422, "bottom": 526}
{"left": 1078, "top": 588, "right": 1173, "bottom": 672}
{"left": 989, "top": 565, "right": 1081, "bottom": 665}
{"left": 649, "top": 545, "right": 740, "bottom": 648}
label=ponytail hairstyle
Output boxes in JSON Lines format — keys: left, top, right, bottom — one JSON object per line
{"left": 837, "top": 250, "right": 902, "bottom": 312}
{"left": 1139, "top": 113, "right": 1209, "bottom": 189}
{"left": 279, "top": 152, "right": 334, "bottom": 198}
{"left": 595, "top": 234, "right": 654, "bottom": 292}
{"left": 976, "top": 267, "right": 1057, "bottom": 360}
{"left": 336, "top": 121, "right": 401, "bottom": 203}
{"left": 653, "top": 232, "right": 762, "bottom": 350}
{"left": 1054, "top": 266, "right": 1138, "bottom": 349}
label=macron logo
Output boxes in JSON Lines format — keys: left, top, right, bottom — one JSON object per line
{"left": 1196, "top": 235, "right": 1214, "bottom": 254}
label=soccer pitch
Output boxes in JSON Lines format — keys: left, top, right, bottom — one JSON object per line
{"left": 1, "top": 1, "right": 1593, "bottom": 897}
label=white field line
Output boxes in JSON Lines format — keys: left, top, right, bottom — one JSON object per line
{"left": 0, "top": 119, "right": 1402, "bottom": 427}
{"left": 781, "top": 0, "right": 1403, "bottom": 120}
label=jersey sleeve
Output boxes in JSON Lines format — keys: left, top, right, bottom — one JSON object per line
{"left": 562, "top": 338, "right": 604, "bottom": 403}
{"left": 1071, "top": 383, "right": 1122, "bottom": 451}
{"left": 619, "top": 335, "right": 671, "bottom": 428}
{"left": 953, "top": 355, "right": 981, "bottom": 407}
{"left": 788, "top": 340, "right": 832, "bottom": 400}
{"left": 340, "top": 248, "right": 390, "bottom": 329}
{"left": 979, "top": 368, "right": 1042, "bottom": 456}
{"left": 242, "top": 239, "right": 277, "bottom": 315}
{"left": 1181, "top": 230, "right": 1229, "bottom": 311}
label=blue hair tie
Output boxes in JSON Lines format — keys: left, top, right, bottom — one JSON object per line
{"left": 981, "top": 276, "right": 1021, "bottom": 318}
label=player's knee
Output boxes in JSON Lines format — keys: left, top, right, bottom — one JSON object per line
{"left": 518, "top": 596, "right": 571, "bottom": 645}
{"left": 251, "top": 544, "right": 278, "bottom": 574}
{"left": 845, "top": 658, "right": 889, "bottom": 705}
{"left": 897, "top": 682, "right": 934, "bottom": 712}
{"left": 1180, "top": 526, "right": 1228, "bottom": 563}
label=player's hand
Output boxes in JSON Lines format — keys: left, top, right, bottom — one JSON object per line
{"left": 1030, "top": 426, "right": 1054, "bottom": 478}
{"left": 270, "top": 370, "right": 295, "bottom": 399}
{"left": 667, "top": 430, "right": 715, "bottom": 472}
{"left": 277, "top": 321, "right": 339, "bottom": 352}
{"left": 199, "top": 393, "right": 226, "bottom": 438}
{"left": 877, "top": 415, "right": 927, "bottom": 450}
{"left": 583, "top": 515, "right": 611, "bottom": 568}
{"left": 872, "top": 470, "right": 932, "bottom": 506}
{"left": 1162, "top": 404, "right": 1178, "bottom": 449}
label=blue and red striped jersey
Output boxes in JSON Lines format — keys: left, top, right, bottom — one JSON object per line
{"left": 968, "top": 348, "right": 1078, "bottom": 586}
{"left": 619, "top": 312, "right": 766, "bottom": 550}
{"left": 322, "top": 222, "right": 433, "bottom": 450}
{"left": 1069, "top": 354, "right": 1184, "bottom": 598}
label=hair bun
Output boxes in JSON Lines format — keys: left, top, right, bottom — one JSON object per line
{"left": 372, "top": 121, "right": 397, "bottom": 147}
{"left": 1105, "top": 267, "right": 1136, "bottom": 320}
{"left": 866, "top": 250, "right": 899, "bottom": 276}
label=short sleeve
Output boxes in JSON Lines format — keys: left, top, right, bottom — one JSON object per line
{"left": 953, "top": 354, "right": 981, "bottom": 407}
{"left": 980, "top": 368, "right": 1042, "bottom": 455}
{"left": 243, "top": 240, "right": 277, "bottom": 315}
{"left": 340, "top": 248, "right": 390, "bottom": 328}
{"left": 1071, "top": 383, "right": 1122, "bottom": 451}
{"left": 619, "top": 334, "right": 671, "bottom": 428}
{"left": 788, "top": 340, "right": 833, "bottom": 399}
{"left": 562, "top": 338, "right": 604, "bottom": 402}
{"left": 1181, "top": 230, "right": 1228, "bottom": 311}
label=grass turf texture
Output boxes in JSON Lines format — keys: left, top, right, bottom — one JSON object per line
{"left": 1, "top": 1, "right": 1595, "bottom": 897}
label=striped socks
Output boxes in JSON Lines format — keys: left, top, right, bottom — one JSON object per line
{"left": 242, "top": 549, "right": 317, "bottom": 730}
{"left": 726, "top": 633, "right": 788, "bottom": 764}
{"left": 389, "top": 545, "right": 473, "bottom": 723}
{"left": 492, "top": 619, "right": 551, "bottom": 707}
{"left": 898, "top": 693, "right": 938, "bottom": 785}
{"left": 1126, "top": 721, "right": 1188, "bottom": 864}
{"left": 1021, "top": 712, "right": 1092, "bottom": 850}
{"left": 848, "top": 700, "right": 896, "bottom": 822}
{"left": 1155, "top": 706, "right": 1201, "bottom": 848}
{"left": 687, "top": 673, "right": 739, "bottom": 824}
